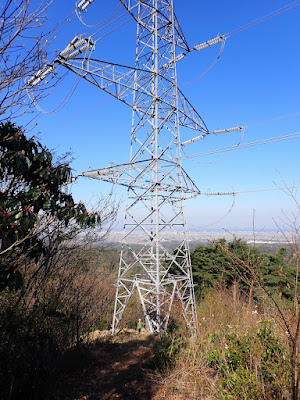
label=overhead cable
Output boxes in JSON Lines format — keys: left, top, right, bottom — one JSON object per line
{"left": 187, "top": 195, "right": 236, "bottom": 229}
{"left": 27, "top": 73, "right": 81, "bottom": 115}
{"left": 76, "top": 2, "right": 122, "bottom": 29}
{"left": 244, "top": 111, "right": 300, "bottom": 129}
{"left": 182, "top": 132, "right": 300, "bottom": 159}
{"left": 94, "top": 17, "right": 132, "bottom": 44}
{"left": 200, "top": 185, "right": 300, "bottom": 197}
{"left": 224, "top": 186, "right": 300, "bottom": 196}
{"left": 180, "top": 39, "right": 226, "bottom": 86}
{"left": 180, "top": 0, "right": 300, "bottom": 85}
{"left": 181, "top": 110, "right": 300, "bottom": 150}
{"left": 89, "top": 9, "right": 130, "bottom": 41}
{"left": 225, "top": 0, "right": 300, "bottom": 38}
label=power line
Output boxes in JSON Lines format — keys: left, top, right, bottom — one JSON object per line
{"left": 233, "top": 186, "right": 300, "bottom": 195}
{"left": 76, "top": 3, "right": 122, "bottom": 29}
{"left": 244, "top": 111, "right": 300, "bottom": 129}
{"left": 182, "top": 132, "right": 300, "bottom": 159}
{"left": 91, "top": 9, "right": 130, "bottom": 41}
{"left": 179, "top": 0, "right": 300, "bottom": 86}
{"left": 27, "top": 73, "right": 81, "bottom": 115}
{"left": 188, "top": 195, "right": 236, "bottom": 228}
{"left": 180, "top": 39, "right": 226, "bottom": 87}
{"left": 225, "top": 0, "right": 300, "bottom": 38}
{"left": 203, "top": 186, "right": 300, "bottom": 196}
{"left": 94, "top": 17, "right": 132, "bottom": 44}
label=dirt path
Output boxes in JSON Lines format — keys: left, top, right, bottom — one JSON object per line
{"left": 53, "top": 331, "right": 158, "bottom": 400}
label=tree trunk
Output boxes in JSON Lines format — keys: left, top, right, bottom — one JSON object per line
{"left": 279, "top": 282, "right": 283, "bottom": 300}
{"left": 294, "top": 258, "right": 299, "bottom": 314}
{"left": 233, "top": 278, "right": 237, "bottom": 311}
{"left": 248, "top": 279, "right": 254, "bottom": 311}
{"left": 291, "top": 342, "right": 299, "bottom": 400}
{"left": 291, "top": 310, "right": 300, "bottom": 400}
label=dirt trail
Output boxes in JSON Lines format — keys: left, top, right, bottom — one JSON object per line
{"left": 54, "top": 331, "right": 158, "bottom": 400}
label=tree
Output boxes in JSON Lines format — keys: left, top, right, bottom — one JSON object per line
{"left": 0, "top": 121, "right": 118, "bottom": 398}
{"left": 0, "top": 121, "right": 101, "bottom": 290}
{"left": 0, "top": 0, "right": 57, "bottom": 121}
{"left": 260, "top": 248, "right": 295, "bottom": 301}
{"left": 191, "top": 239, "right": 230, "bottom": 298}
{"left": 191, "top": 238, "right": 261, "bottom": 303}
{"left": 218, "top": 230, "right": 300, "bottom": 400}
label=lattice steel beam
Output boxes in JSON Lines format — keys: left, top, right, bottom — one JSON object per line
{"left": 60, "top": 0, "right": 201, "bottom": 335}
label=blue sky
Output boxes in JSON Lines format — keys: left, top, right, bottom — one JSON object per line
{"left": 20, "top": 0, "right": 300, "bottom": 231}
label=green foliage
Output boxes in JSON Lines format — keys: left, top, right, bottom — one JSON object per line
{"left": 0, "top": 122, "right": 101, "bottom": 290}
{"left": 0, "top": 123, "right": 111, "bottom": 398}
{"left": 260, "top": 249, "right": 295, "bottom": 300}
{"left": 205, "top": 321, "right": 289, "bottom": 399}
{"left": 191, "top": 238, "right": 258, "bottom": 299}
{"left": 148, "top": 323, "right": 185, "bottom": 372}
{"left": 191, "top": 238, "right": 295, "bottom": 302}
{"left": 191, "top": 239, "right": 229, "bottom": 297}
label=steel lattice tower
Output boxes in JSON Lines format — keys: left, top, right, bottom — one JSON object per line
{"left": 109, "top": 0, "right": 204, "bottom": 334}
{"left": 51, "top": 0, "right": 212, "bottom": 334}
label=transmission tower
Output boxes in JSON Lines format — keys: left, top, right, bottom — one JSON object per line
{"left": 63, "top": 0, "right": 208, "bottom": 335}
{"left": 28, "top": 0, "right": 240, "bottom": 334}
{"left": 107, "top": 0, "right": 203, "bottom": 334}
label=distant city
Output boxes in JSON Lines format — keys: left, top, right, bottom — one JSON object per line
{"left": 103, "top": 230, "right": 293, "bottom": 250}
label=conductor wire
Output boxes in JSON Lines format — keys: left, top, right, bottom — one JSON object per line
{"left": 244, "top": 111, "right": 300, "bottom": 129}
{"left": 225, "top": 0, "right": 300, "bottom": 38}
{"left": 76, "top": 3, "right": 122, "bottom": 29}
{"left": 187, "top": 194, "right": 236, "bottom": 229}
{"left": 180, "top": 39, "right": 226, "bottom": 87}
{"left": 90, "top": 9, "right": 130, "bottom": 41}
{"left": 182, "top": 1, "right": 300, "bottom": 87}
{"left": 182, "top": 132, "right": 300, "bottom": 159}
{"left": 93, "top": 17, "right": 132, "bottom": 44}
{"left": 27, "top": 72, "right": 80, "bottom": 114}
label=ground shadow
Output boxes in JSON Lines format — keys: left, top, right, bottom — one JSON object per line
{"left": 51, "top": 334, "right": 157, "bottom": 400}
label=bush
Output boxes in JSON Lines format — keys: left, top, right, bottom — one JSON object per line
{"left": 0, "top": 252, "right": 115, "bottom": 399}
{"left": 151, "top": 290, "right": 292, "bottom": 400}
{"left": 148, "top": 321, "right": 185, "bottom": 372}
{"left": 205, "top": 321, "right": 289, "bottom": 399}
{"left": 0, "top": 301, "right": 61, "bottom": 398}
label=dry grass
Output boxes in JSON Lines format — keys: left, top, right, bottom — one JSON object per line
{"left": 151, "top": 351, "right": 220, "bottom": 400}
{"left": 151, "top": 288, "right": 290, "bottom": 400}
{"left": 87, "top": 327, "right": 150, "bottom": 342}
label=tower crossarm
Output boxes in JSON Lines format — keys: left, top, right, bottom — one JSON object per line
{"left": 119, "top": 0, "right": 190, "bottom": 52}
{"left": 79, "top": 159, "right": 201, "bottom": 195}
{"left": 57, "top": 58, "right": 209, "bottom": 133}
{"left": 177, "top": 90, "right": 209, "bottom": 133}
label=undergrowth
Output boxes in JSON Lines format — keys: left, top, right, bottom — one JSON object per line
{"left": 205, "top": 320, "right": 289, "bottom": 399}
{"left": 151, "top": 290, "right": 291, "bottom": 400}
{"left": 147, "top": 318, "right": 185, "bottom": 371}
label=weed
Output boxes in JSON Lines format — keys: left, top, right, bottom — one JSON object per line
{"left": 205, "top": 320, "right": 289, "bottom": 399}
